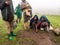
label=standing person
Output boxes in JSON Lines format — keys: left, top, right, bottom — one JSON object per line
{"left": 15, "top": 4, "right": 22, "bottom": 23}
{"left": 0, "top": 0, "right": 16, "bottom": 40}
{"left": 21, "top": 0, "right": 32, "bottom": 30}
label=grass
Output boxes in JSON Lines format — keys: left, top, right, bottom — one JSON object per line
{"left": 0, "top": 15, "right": 60, "bottom": 45}
{"left": 47, "top": 15, "right": 60, "bottom": 28}
{"left": 0, "top": 15, "right": 36, "bottom": 45}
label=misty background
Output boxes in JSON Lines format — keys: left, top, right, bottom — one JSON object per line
{"left": 0, "top": 0, "right": 60, "bottom": 16}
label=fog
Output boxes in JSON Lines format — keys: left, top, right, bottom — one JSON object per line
{"left": 0, "top": 0, "right": 60, "bottom": 15}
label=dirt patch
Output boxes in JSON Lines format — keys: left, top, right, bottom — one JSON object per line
{"left": 0, "top": 30, "right": 58, "bottom": 45}
{"left": 17, "top": 30, "right": 57, "bottom": 45}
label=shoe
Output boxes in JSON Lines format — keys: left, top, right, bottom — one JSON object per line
{"left": 11, "top": 32, "right": 17, "bottom": 36}
{"left": 8, "top": 34, "right": 13, "bottom": 40}
{"left": 9, "top": 36, "right": 13, "bottom": 40}
{"left": 12, "top": 33, "right": 17, "bottom": 36}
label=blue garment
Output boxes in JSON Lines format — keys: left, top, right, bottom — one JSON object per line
{"left": 30, "top": 15, "right": 38, "bottom": 27}
{"left": 40, "top": 15, "right": 50, "bottom": 27}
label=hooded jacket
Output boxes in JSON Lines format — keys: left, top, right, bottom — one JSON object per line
{"left": 30, "top": 15, "right": 38, "bottom": 27}
{"left": 0, "top": 0, "right": 14, "bottom": 22}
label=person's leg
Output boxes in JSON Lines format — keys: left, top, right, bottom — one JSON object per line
{"left": 6, "top": 21, "right": 13, "bottom": 40}
{"left": 36, "top": 23, "right": 40, "bottom": 33}
{"left": 24, "top": 16, "right": 30, "bottom": 30}
{"left": 23, "top": 12, "right": 27, "bottom": 30}
{"left": 19, "top": 19, "right": 21, "bottom": 23}
{"left": 24, "top": 21, "right": 28, "bottom": 30}
{"left": 16, "top": 17, "right": 19, "bottom": 23}
{"left": 23, "top": 15, "right": 27, "bottom": 30}
{"left": 40, "top": 25, "right": 44, "bottom": 31}
{"left": 17, "top": 18, "right": 20, "bottom": 23}
{"left": 24, "top": 18, "right": 30, "bottom": 30}
{"left": 32, "top": 22, "right": 36, "bottom": 30}
{"left": 44, "top": 26, "right": 49, "bottom": 32}
{"left": 6, "top": 21, "right": 11, "bottom": 35}
{"left": 36, "top": 25, "right": 38, "bottom": 33}
{"left": 23, "top": 10, "right": 30, "bottom": 30}
{"left": 24, "top": 22, "right": 27, "bottom": 30}
{"left": 24, "top": 21, "right": 29, "bottom": 30}
{"left": 26, "top": 17, "right": 30, "bottom": 29}
{"left": 10, "top": 21, "right": 17, "bottom": 36}
{"left": 26, "top": 21, "right": 29, "bottom": 29}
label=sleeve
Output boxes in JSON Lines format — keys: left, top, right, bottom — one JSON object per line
{"left": 36, "top": 21, "right": 41, "bottom": 27}
{"left": 0, "top": 1, "right": 7, "bottom": 10}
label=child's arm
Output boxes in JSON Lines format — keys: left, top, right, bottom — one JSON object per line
{"left": 36, "top": 21, "right": 41, "bottom": 32}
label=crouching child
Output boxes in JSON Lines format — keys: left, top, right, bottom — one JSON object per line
{"left": 36, "top": 15, "right": 51, "bottom": 33}
{"left": 30, "top": 15, "right": 38, "bottom": 31}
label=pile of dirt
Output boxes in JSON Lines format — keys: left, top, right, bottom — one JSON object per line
{"left": 16, "top": 30, "right": 57, "bottom": 45}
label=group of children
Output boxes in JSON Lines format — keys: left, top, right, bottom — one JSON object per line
{"left": 30, "top": 15, "right": 51, "bottom": 33}
{"left": 0, "top": 0, "right": 51, "bottom": 40}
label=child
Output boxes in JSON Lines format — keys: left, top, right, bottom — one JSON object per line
{"left": 0, "top": 0, "right": 16, "bottom": 40}
{"left": 15, "top": 4, "right": 22, "bottom": 23}
{"left": 30, "top": 15, "right": 38, "bottom": 30}
{"left": 21, "top": 0, "right": 32, "bottom": 30}
{"left": 36, "top": 15, "right": 51, "bottom": 32}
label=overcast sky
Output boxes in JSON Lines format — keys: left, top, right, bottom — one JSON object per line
{"left": 6, "top": 0, "right": 60, "bottom": 14}
{"left": 12, "top": 0, "right": 60, "bottom": 9}
{"left": 0, "top": 0, "right": 60, "bottom": 16}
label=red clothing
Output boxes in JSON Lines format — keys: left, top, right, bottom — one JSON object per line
{"left": 36, "top": 21, "right": 41, "bottom": 27}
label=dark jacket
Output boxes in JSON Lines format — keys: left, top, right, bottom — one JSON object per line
{"left": 0, "top": 0, "right": 14, "bottom": 22}
{"left": 0, "top": 0, "right": 7, "bottom": 10}
{"left": 30, "top": 15, "right": 38, "bottom": 27}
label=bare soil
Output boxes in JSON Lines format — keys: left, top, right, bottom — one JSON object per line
{"left": 16, "top": 30, "right": 57, "bottom": 45}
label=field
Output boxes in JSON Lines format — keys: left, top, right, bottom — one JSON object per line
{"left": 0, "top": 15, "right": 60, "bottom": 45}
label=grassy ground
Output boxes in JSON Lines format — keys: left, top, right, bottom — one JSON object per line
{"left": 47, "top": 15, "right": 60, "bottom": 28}
{"left": 0, "top": 15, "right": 60, "bottom": 45}
{"left": 47, "top": 15, "right": 60, "bottom": 45}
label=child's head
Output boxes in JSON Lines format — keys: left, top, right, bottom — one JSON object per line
{"left": 34, "top": 15, "right": 38, "bottom": 21}
{"left": 41, "top": 18, "right": 44, "bottom": 21}
{"left": 40, "top": 15, "right": 46, "bottom": 22}
{"left": 22, "top": 0, "right": 26, "bottom": 2}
